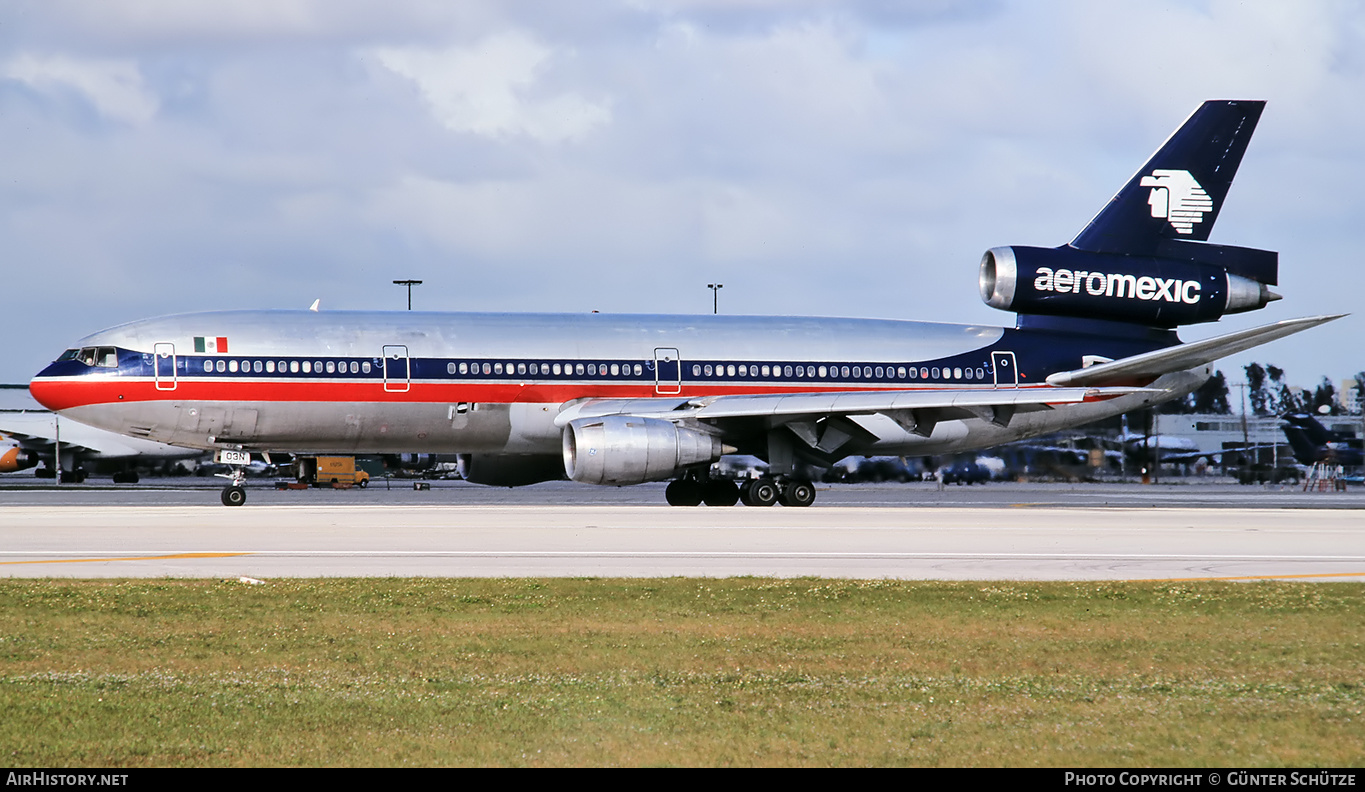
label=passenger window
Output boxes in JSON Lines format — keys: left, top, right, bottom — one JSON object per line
{"left": 290, "top": 361, "right": 299, "bottom": 373}
{"left": 587, "top": 364, "right": 597, "bottom": 376}
{"left": 204, "top": 360, "right": 213, "bottom": 373}
{"left": 482, "top": 363, "right": 491, "bottom": 375}
{"left": 494, "top": 363, "right": 503, "bottom": 375}
{"left": 898, "top": 366, "right": 906, "bottom": 379}
{"left": 302, "top": 361, "right": 311, "bottom": 373}
{"left": 875, "top": 366, "right": 884, "bottom": 378}
{"left": 932, "top": 367, "right": 940, "bottom": 378}
{"left": 610, "top": 364, "right": 619, "bottom": 376}
{"left": 692, "top": 365, "right": 701, "bottom": 376}
{"left": 314, "top": 360, "right": 322, "bottom": 372}
{"left": 909, "top": 367, "right": 917, "bottom": 379}
{"left": 529, "top": 363, "right": 538, "bottom": 375}
{"left": 920, "top": 367, "right": 928, "bottom": 379}
{"left": 229, "top": 360, "right": 239, "bottom": 373}
{"left": 447, "top": 363, "right": 456, "bottom": 375}
{"left": 362, "top": 362, "right": 371, "bottom": 374}
{"left": 517, "top": 363, "right": 527, "bottom": 375}
{"left": 954, "top": 367, "right": 962, "bottom": 379}
{"left": 253, "top": 360, "right": 263, "bottom": 373}
{"left": 783, "top": 365, "right": 793, "bottom": 378}
{"left": 266, "top": 361, "right": 275, "bottom": 373}
{"left": 553, "top": 363, "right": 562, "bottom": 375}
{"left": 634, "top": 363, "right": 643, "bottom": 376}
{"left": 575, "top": 363, "right": 585, "bottom": 376}
{"left": 326, "top": 361, "right": 336, "bottom": 374}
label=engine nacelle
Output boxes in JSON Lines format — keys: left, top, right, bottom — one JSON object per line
{"left": 456, "top": 454, "right": 565, "bottom": 487}
{"left": 0, "top": 442, "right": 35, "bottom": 473}
{"left": 980, "top": 245, "right": 1279, "bottom": 327}
{"left": 563, "top": 416, "right": 725, "bottom": 486}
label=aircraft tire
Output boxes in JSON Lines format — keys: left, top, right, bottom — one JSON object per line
{"left": 702, "top": 478, "right": 740, "bottom": 507}
{"left": 779, "top": 480, "right": 816, "bottom": 508}
{"left": 665, "top": 479, "right": 703, "bottom": 507}
{"left": 221, "top": 486, "right": 247, "bottom": 507}
{"left": 741, "top": 478, "right": 779, "bottom": 507}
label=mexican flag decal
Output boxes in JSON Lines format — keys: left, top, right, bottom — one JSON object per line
{"left": 194, "top": 336, "right": 229, "bottom": 353}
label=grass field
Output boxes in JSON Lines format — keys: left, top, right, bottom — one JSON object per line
{"left": 1, "top": 577, "right": 1361, "bottom": 767}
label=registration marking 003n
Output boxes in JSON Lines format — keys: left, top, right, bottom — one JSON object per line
{"left": 215, "top": 449, "right": 250, "bottom": 466}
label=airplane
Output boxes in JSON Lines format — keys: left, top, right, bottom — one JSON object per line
{"left": 1281, "top": 412, "right": 1363, "bottom": 468}
{"left": 0, "top": 408, "right": 206, "bottom": 482}
{"left": 28, "top": 100, "right": 1341, "bottom": 506}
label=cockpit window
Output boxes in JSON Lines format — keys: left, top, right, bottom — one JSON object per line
{"left": 67, "top": 346, "right": 120, "bottom": 368}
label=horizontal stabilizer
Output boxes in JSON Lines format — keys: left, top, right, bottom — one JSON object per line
{"left": 1045, "top": 315, "right": 1344, "bottom": 387}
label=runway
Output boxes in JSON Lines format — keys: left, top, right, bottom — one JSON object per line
{"left": 3, "top": 482, "right": 1364, "bottom": 580}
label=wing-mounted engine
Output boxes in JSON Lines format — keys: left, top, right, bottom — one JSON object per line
{"left": 563, "top": 416, "right": 726, "bottom": 485}
{"left": 979, "top": 243, "right": 1279, "bottom": 327}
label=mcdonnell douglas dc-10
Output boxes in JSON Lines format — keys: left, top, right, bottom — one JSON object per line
{"left": 30, "top": 101, "right": 1339, "bottom": 506}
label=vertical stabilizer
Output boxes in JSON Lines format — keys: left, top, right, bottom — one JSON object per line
{"left": 1070, "top": 100, "right": 1264, "bottom": 255}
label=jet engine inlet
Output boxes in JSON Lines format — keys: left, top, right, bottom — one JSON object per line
{"left": 563, "top": 416, "right": 725, "bottom": 485}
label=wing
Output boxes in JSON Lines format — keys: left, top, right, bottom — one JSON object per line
{"left": 557, "top": 384, "right": 1155, "bottom": 457}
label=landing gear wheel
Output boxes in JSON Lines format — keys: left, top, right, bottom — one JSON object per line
{"left": 740, "top": 477, "right": 779, "bottom": 507}
{"left": 665, "top": 479, "right": 703, "bottom": 507}
{"left": 702, "top": 478, "right": 740, "bottom": 507}
{"left": 779, "top": 480, "right": 816, "bottom": 508}
{"left": 221, "top": 485, "right": 247, "bottom": 507}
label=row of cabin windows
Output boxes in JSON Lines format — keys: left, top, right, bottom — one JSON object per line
{"left": 202, "top": 358, "right": 372, "bottom": 375}
{"left": 189, "top": 357, "right": 990, "bottom": 382}
{"left": 691, "top": 363, "right": 990, "bottom": 381}
{"left": 447, "top": 361, "right": 647, "bottom": 377}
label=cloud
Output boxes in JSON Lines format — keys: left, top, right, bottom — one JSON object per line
{"left": 2, "top": 53, "right": 159, "bottom": 125}
{"left": 369, "top": 32, "right": 612, "bottom": 143}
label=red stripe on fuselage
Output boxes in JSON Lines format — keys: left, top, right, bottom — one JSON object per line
{"left": 29, "top": 376, "right": 1045, "bottom": 412}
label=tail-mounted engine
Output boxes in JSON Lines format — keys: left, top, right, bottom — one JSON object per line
{"left": 979, "top": 242, "right": 1280, "bottom": 327}
{"left": 563, "top": 416, "right": 725, "bottom": 486}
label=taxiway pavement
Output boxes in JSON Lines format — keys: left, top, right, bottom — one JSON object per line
{"left": 2, "top": 481, "right": 1362, "bottom": 580}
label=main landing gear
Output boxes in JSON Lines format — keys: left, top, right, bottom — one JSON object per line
{"left": 665, "top": 475, "right": 815, "bottom": 507}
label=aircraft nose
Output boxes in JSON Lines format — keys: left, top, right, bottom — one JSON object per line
{"left": 30, "top": 362, "right": 77, "bottom": 411}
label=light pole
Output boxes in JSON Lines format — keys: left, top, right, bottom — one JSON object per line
{"left": 393, "top": 280, "right": 423, "bottom": 310}
{"left": 707, "top": 283, "right": 723, "bottom": 314}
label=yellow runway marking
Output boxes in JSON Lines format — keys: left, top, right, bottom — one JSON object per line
{"left": 0, "top": 552, "right": 253, "bottom": 566}
{"left": 1135, "top": 571, "right": 1365, "bottom": 582}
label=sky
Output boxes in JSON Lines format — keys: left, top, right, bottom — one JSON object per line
{"left": 1, "top": 0, "right": 1362, "bottom": 394}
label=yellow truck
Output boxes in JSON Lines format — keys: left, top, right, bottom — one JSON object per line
{"left": 293, "top": 456, "right": 371, "bottom": 489}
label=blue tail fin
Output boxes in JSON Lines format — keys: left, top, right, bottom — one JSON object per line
{"left": 979, "top": 100, "right": 1281, "bottom": 329}
{"left": 1070, "top": 100, "right": 1264, "bottom": 256}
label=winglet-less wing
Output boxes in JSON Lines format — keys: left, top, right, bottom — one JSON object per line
{"left": 1045, "top": 315, "right": 1344, "bottom": 388}
{"left": 556, "top": 385, "right": 1157, "bottom": 429}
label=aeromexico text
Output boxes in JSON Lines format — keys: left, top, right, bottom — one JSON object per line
{"left": 1032, "top": 267, "right": 1202, "bottom": 304}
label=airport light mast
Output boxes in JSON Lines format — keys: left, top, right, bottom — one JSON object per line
{"left": 393, "top": 280, "right": 423, "bottom": 311}
{"left": 707, "top": 283, "right": 723, "bottom": 314}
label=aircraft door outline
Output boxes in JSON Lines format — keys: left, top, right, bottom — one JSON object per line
{"left": 383, "top": 345, "right": 411, "bottom": 393}
{"left": 654, "top": 348, "right": 681, "bottom": 395}
{"left": 154, "top": 343, "right": 177, "bottom": 391}
{"left": 991, "top": 351, "right": 1018, "bottom": 388}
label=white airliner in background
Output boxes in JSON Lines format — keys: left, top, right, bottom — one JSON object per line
{"left": 29, "top": 101, "right": 1339, "bottom": 506}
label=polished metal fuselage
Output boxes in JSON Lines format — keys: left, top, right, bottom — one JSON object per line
{"left": 30, "top": 309, "right": 1194, "bottom": 460}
